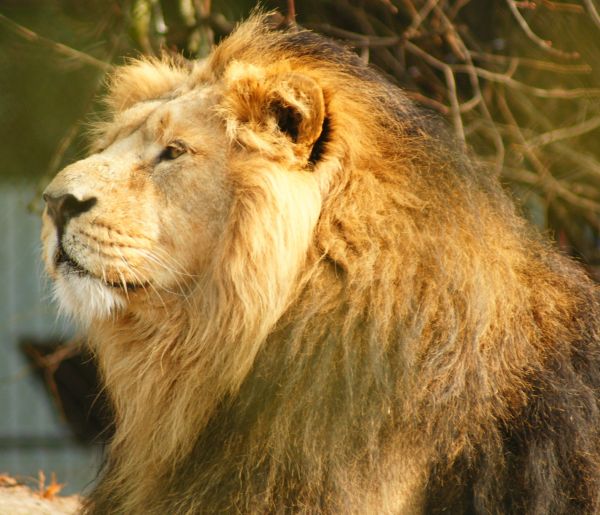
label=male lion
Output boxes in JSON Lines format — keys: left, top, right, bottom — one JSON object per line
{"left": 41, "top": 14, "right": 600, "bottom": 515}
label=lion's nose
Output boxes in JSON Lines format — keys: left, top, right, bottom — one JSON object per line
{"left": 42, "top": 193, "right": 97, "bottom": 233}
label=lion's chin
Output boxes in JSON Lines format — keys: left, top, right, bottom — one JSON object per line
{"left": 52, "top": 271, "right": 128, "bottom": 324}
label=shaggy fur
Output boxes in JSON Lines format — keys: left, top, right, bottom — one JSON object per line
{"left": 41, "top": 14, "right": 600, "bottom": 514}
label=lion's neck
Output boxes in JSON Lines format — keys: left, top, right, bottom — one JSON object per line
{"left": 88, "top": 287, "right": 429, "bottom": 513}
{"left": 87, "top": 267, "right": 308, "bottom": 511}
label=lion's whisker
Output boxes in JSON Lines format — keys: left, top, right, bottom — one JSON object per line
{"left": 115, "top": 247, "right": 170, "bottom": 311}
{"left": 132, "top": 248, "right": 194, "bottom": 304}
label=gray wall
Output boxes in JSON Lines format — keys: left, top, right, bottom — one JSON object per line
{"left": 0, "top": 183, "right": 99, "bottom": 494}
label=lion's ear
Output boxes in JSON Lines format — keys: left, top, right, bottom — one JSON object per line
{"left": 267, "top": 73, "right": 325, "bottom": 149}
{"left": 223, "top": 65, "right": 326, "bottom": 163}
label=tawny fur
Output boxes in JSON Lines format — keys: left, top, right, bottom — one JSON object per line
{"left": 42, "top": 14, "right": 600, "bottom": 514}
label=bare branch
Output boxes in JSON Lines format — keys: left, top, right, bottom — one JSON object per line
{"left": 405, "top": 42, "right": 465, "bottom": 143}
{"left": 469, "top": 51, "right": 591, "bottom": 74}
{"left": 506, "top": 0, "right": 580, "bottom": 59}
{"left": 526, "top": 115, "right": 600, "bottom": 148}
{"left": 0, "top": 13, "right": 112, "bottom": 71}
{"left": 540, "top": 0, "right": 584, "bottom": 13}
{"left": 404, "top": 91, "right": 450, "bottom": 114}
{"left": 453, "top": 65, "right": 600, "bottom": 98}
{"left": 378, "top": 0, "right": 399, "bottom": 14}
{"left": 497, "top": 89, "right": 600, "bottom": 213}
{"left": 287, "top": 0, "right": 297, "bottom": 24}
{"left": 306, "top": 23, "right": 401, "bottom": 47}
{"left": 582, "top": 0, "right": 600, "bottom": 29}
{"left": 434, "top": 6, "right": 504, "bottom": 167}
{"left": 404, "top": 0, "right": 440, "bottom": 39}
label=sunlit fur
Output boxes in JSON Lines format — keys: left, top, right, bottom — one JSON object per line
{"left": 43, "top": 14, "right": 600, "bottom": 514}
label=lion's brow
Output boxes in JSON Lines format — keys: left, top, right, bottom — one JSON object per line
{"left": 146, "top": 112, "right": 173, "bottom": 143}
{"left": 108, "top": 101, "right": 163, "bottom": 144}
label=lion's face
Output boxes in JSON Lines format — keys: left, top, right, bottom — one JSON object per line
{"left": 42, "top": 86, "right": 232, "bottom": 320}
{"left": 42, "top": 60, "right": 328, "bottom": 323}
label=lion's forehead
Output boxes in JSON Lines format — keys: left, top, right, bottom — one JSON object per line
{"left": 102, "top": 86, "right": 218, "bottom": 151}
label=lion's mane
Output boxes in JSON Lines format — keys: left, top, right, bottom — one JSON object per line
{"left": 79, "top": 15, "right": 600, "bottom": 515}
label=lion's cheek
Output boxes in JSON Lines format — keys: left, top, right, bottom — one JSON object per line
{"left": 155, "top": 191, "right": 230, "bottom": 283}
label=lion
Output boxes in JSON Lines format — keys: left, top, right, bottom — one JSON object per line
{"left": 41, "top": 13, "right": 600, "bottom": 514}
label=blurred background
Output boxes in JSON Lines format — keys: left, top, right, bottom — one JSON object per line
{"left": 0, "top": 0, "right": 599, "bottom": 495}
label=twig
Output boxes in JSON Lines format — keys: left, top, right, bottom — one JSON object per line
{"left": 505, "top": 0, "right": 580, "bottom": 59}
{"left": 502, "top": 165, "right": 545, "bottom": 186}
{"left": 557, "top": 145, "right": 600, "bottom": 179}
{"left": 195, "top": 13, "right": 233, "bottom": 35}
{"left": 0, "top": 13, "right": 112, "bottom": 70}
{"left": 510, "top": 90, "right": 600, "bottom": 180}
{"left": 404, "top": 91, "right": 450, "bottom": 114}
{"left": 405, "top": 41, "right": 465, "bottom": 143}
{"left": 453, "top": 65, "right": 600, "bottom": 98}
{"left": 287, "top": 0, "right": 296, "bottom": 24}
{"left": 404, "top": 0, "right": 440, "bottom": 39}
{"left": 307, "top": 23, "right": 402, "bottom": 47}
{"left": 582, "top": 0, "right": 600, "bottom": 29}
{"left": 434, "top": 6, "right": 503, "bottom": 167}
{"left": 376, "top": 0, "right": 399, "bottom": 14}
{"left": 460, "top": 94, "right": 482, "bottom": 113}
{"left": 469, "top": 51, "right": 591, "bottom": 74}
{"left": 537, "top": 170, "right": 600, "bottom": 212}
{"left": 498, "top": 89, "right": 600, "bottom": 213}
{"left": 447, "top": 0, "right": 474, "bottom": 20}
{"left": 540, "top": 0, "right": 584, "bottom": 13}
{"left": 526, "top": 115, "right": 600, "bottom": 148}
{"left": 403, "top": 92, "right": 480, "bottom": 115}
{"left": 198, "top": 0, "right": 211, "bottom": 12}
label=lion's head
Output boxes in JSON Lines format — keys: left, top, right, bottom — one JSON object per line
{"left": 41, "top": 14, "right": 600, "bottom": 515}
{"left": 42, "top": 53, "right": 329, "bottom": 322}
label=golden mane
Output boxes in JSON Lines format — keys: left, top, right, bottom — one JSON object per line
{"left": 42, "top": 14, "right": 600, "bottom": 514}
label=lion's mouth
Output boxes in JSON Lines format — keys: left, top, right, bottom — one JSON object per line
{"left": 56, "top": 243, "right": 88, "bottom": 277}
{"left": 55, "top": 242, "right": 145, "bottom": 292}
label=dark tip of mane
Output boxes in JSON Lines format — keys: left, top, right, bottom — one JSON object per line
{"left": 308, "top": 115, "right": 330, "bottom": 166}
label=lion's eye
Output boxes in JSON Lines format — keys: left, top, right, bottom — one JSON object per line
{"left": 159, "top": 142, "right": 186, "bottom": 161}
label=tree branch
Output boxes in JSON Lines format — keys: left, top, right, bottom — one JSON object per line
{"left": 0, "top": 13, "right": 112, "bottom": 71}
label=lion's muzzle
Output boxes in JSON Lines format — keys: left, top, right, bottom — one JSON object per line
{"left": 43, "top": 192, "right": 97, "bottom": 236}
{"left": 43, "top": 190, "right": 100, "bottom": 280}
